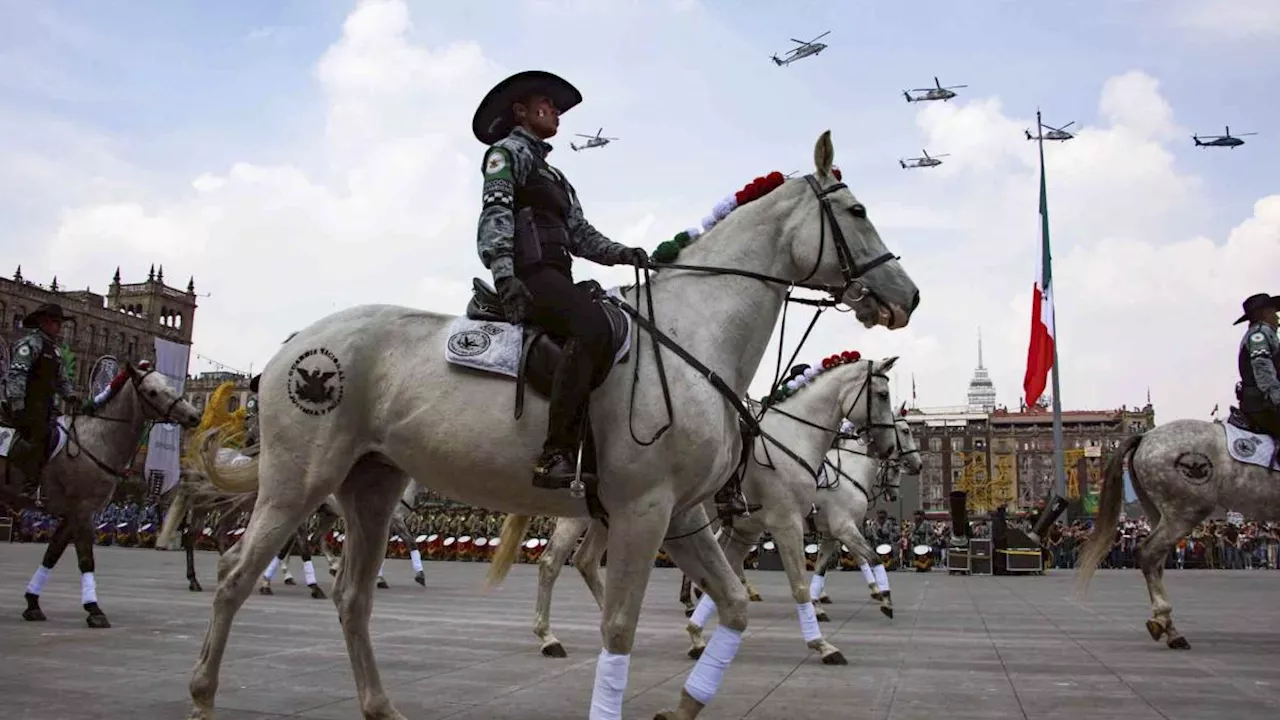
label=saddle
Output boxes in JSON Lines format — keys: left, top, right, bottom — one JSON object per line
{"left": 456, "top": 277, "right": 633, "bottom": 419}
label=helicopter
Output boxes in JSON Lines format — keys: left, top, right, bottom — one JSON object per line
{"left": 899, "top": 150, "right": 949, "bottom": 169}
{"left": 1026, "top": 121, "right": 1076, "bottom": 142}
{"left": 1192, "top": 125, "right": 1257, "bottom": 149}
{"left": 903, "top": 76, "right": 968, "bottom": 103}
{"left": 570, "top": 128, "right": 618, "bottom": 152}
{"left": 771, "top": 31, "right": 830, "bottom": 67}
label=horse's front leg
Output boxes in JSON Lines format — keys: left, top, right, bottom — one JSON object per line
{"left": 294, "top": 528, "right": 326, "bottom": 599}
{"left": 185, "top": 510, "right": 203, "bottom": 591}
{"left": 73, "top": 516, "right": 111, "bottom": 628}
{"left": 658, "top": 505, "right": 752, "bottom": 720}
{"left": 22, "top": 515, "right": 74, "bottom": 622}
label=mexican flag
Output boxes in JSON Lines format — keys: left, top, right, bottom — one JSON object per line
{"left": 1023, "top": 143, "right": 1055, "bottom": 406}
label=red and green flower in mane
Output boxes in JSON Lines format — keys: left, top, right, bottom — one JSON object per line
{"left": 768, "top": 350, "right": 862, "bottom": 404}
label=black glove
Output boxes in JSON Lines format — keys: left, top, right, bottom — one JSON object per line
{"left": 80, "top": 398, "right": 97, "bottom": 416}
{"left": 622, "top": 246, "right": 649, "bottom": 269}
{"left": 495, "top": 276, "right": 532, "bottom": 325}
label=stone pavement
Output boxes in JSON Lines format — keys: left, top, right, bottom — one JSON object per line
{"left": 1, "top": 544, "right": 1278, "bottom": 720}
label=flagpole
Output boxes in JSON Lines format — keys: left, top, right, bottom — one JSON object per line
{"left": 1038, "top": 109, "right": 1068, "bottom": 512}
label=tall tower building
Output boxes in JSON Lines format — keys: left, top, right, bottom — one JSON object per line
{"left": 967, "top": 328, "right": 997, "bottom": 413}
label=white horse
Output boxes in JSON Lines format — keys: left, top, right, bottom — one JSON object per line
{"left": 808, "top": 413, "right": 923, "bottom": 621}
{"left": 528, "top": 356, "right": 900, "bottom": 663}
{"left": 189, "top": 131, "right": 919, "bottom": 720}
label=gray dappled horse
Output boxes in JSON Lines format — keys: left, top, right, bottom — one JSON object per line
{"left": 1, "top": 360, "right": 201, "bottom": 627}
{"left": 189, "top": 131, "right": 918, "bottom": 720}
{"left": 1075, "top": 417, "right": 1280, "bottom": 649}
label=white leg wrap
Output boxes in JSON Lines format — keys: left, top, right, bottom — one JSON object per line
{"left": 684, "top": 626, "right": 743, "bottom": 705}
{"left": 689, "top": 593, "right": 717, "bottom": 630}
{"left": 860, "top": 562, "right": 875, "bottom": 585}
{"left": 378, "top": 561, "right": 386, "bottom": 578}
{"left": 796, "top": 602, "right": 822, "bottom": 642}
{"left": 81, "top": 571, "right": 97, "bottom": 605}
{"left": 263, "top": 556, "right": 281, "bottom": 580}
{"left": 303, "top": 560, "right": 317, "bottom": 586}
{"left": 410, "top": 549, "right": 423, "bottom": 572}
{"left": 808, "top": 573, "right": 825, "bottom": 600}
{"left": 588, "top": 649, "right": 631, "bottom": 720}
{"left": 873, "top": 563, "right": 889, "bottom": 592}
{"left": 26, "top": 566, "right": 51, "bottom": 596}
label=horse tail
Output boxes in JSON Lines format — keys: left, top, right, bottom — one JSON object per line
{"left": 191, "top": 426, "right": 262, "bottom": 495}
{"left": 1075, "top": 433, "right": 1142, "bottom": 594}
{"left": 485, "top": 514, "right": 533, "bottom": 590}
{"left": 156, "top": 484, "right": 188, "bottom": 550}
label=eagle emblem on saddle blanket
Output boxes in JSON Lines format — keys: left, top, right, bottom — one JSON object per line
{"left": 1222, "top": 418, "right": 1280, "bottom": 472}
{"left": 444, "top": 277, "right": 633, "bottom": 417}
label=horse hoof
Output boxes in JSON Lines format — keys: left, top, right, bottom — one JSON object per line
{"left": 1168, "top": 636, "right": 1190, "bottom": 650}
{"left": 22, "top": 608, "right": 46, "bottom": 622}
{"left": 188, "top": 580, "right": 203, "bottom": 592}
{"left": 376, "top": 579, "right": 390, "bottom": 589}
{"left": 1145, "top": 619, "right": 1166, "bottom": 641}
{"left": 414, "top": 571, "right": 425, "bottom": 587}
{"left": 540, "top": 642, "right": 567, "bottom": 658}
{"left": 258, "top": 586, "right": 273, "bottom": 596}
{"left": 818, "top": 595, "right": 832, "bottom": 604}
{"left": 283, "top": 578, "right": 297, "bottom": 586}
{"left": 86, "top": 613, "right": 111, "bottom": 629}
{"left": 821, "top": 651, "right": 848, "bottom": 665}
{"left": 309, "top": 584, "right": 326, "bottom": 600}
{"left": 687, "top": 646, "right": 705, "bottom": 660}
{"left": 748, "top": 593, "right": 762, "bottom": 602}
{"left": 683, "top": 607, "right": 694, "bottom": 618}
{"left": 880, "top": 606, "right": 894, "bottom": 619}
{"left": 870, "top": 592, "right": 883, "bottom": 601}
{"left": 816, "top": 612, "right": 830, "bottom": 623}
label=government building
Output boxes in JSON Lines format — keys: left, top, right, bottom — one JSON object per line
{"left": 896, "top": 333, "right": 1156, "bottom": 520}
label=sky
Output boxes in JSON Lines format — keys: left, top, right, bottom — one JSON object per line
{"left": 2, "top": 0, "right": 1278, "bottom": 423}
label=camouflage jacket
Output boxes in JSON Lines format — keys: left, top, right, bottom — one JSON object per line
{"left": 1242, "top": 323, "right": 1280, "bottom": 406}
{"left": 476, "top": 125, "right": 633, "bottom": 283}
{"left": 4, "top": 328, "right": 75, "bottom": 409}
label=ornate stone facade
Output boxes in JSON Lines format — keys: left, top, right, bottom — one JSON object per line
{"left": 1, "top": 265, "right": 197, "bottom": 392}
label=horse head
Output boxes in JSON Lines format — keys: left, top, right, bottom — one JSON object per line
{"left": 784, "top": 131, "right": 919, "bottom": 329}
{"left": 878, "top": 404, "right": 921, "bottom": 503}
{"left": 833, "top": 356, "right": 899, "bottom": 455}
{"left": 121, "top": 360, "right": 203, "bottom": 429}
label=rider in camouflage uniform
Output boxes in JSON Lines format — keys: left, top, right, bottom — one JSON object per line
{"left": 1235, "top": 293, "right": 1280, "bottom": 466}
{"left": 3, "top": 303, "right": 91, "bottom": 498}
{"left": 471, "top": 71, "right": 658, "bottom": 493}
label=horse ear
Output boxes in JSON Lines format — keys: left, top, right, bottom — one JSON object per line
{"left": 898, "top": 401, "right": 907, "bottom": 416}
{"left": 813, "top": 130, "right": 834, "bottom": 177}
{"left": 880, "top": 355, "right": 899, "bottom": 371}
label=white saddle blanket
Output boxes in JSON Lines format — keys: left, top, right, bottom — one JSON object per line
{"left": 0, "top": 417, "right": 70, "bottom": 461}
{"left": 1223, "top": 423, "right": 1280, "bottom": 472}
{"left": 444, "top": 287, "right": 633, "bottom": 378}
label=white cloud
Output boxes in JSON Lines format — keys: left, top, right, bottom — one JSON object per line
{"left": 6, "top": 0, "right": 1277, "bottom": 428}
{"left": 1171, "top": 0, "right": 1280, "bottom": 40}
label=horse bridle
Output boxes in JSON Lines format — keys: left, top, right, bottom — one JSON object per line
{"left": 64, "top": 363, "right": 191, "bottom": 478}
{"left": 819, "top": 417, "right": 918, "bottom": 505}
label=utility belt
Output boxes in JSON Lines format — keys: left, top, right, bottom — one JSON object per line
{"left": 513, "top": 207, "right": 572, "bottom": 275}
{"left": 1237, "top": 384, "right": 1278, "bottom": 414}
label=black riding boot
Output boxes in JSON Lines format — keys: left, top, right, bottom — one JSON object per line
{"left": 714, "top": 479, "right": 750, "bottom": 519}
{"left": 533, "top": 339, "right": 599, "bottom": 489}
{"left": 8, "top": 437, "right": 46, "bottom": 500}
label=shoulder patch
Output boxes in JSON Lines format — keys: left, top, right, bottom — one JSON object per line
{"left": 483, "top": 148, "right": 511, "bottom": 178}
{"left": 1251, "top": 332, "right": 1266, "bottom": 343}
{"left": 16, "top": 344, "right": 31, "bottom": 357}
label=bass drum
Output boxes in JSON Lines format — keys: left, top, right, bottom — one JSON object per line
{"left": 912, "top": 543, "right": 934, "bottom": 572}
{"left": 876, "top": 543, "right": 893, "bottom": 566}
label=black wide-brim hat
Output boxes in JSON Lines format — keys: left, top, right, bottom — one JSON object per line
{"left": 471, "top": 70, "right": 582, "bottom": 146}
{"left": 1233, "top": 293, "right": 1280, "bottom": 325}
{"left": 22, "top": 302, "right": 73, "bottom": 328}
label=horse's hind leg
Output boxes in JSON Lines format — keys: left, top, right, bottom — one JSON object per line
{"left": 1139, "top": 513, "right": 1200, "bottom": 650}
{"left": 679, "top": 573, "right": 696, "bottom": 616}
{"left": 259, "top": 537, "right": 294, "bottom": 596}
{"left": 837, "top": 527, "right": 892, "bottom": 618}
{"left": 22, "top": 515, "right": 74, "bottom": 622}
{"left": 189, "top": 476, "right": 334, "bottom": 720}
{"left": 331, "top": 458, "right": 409, "bottom": 720}
{"left": 809, "top": 539, "right": 839, "bottom": 622}
{"left": 185, "top": 508, "right": 203, "bottom": 591}
{"left": 657, "top": 505, "right": 751, "bottom": 720}
{"left": 533, "top": 516, "right": 590, "bottom": 658}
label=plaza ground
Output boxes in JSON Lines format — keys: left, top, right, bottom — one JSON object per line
{"left": 1, "top": 544, "right": 1277, "bottom": 719}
